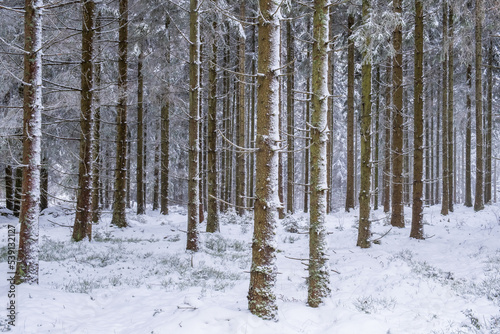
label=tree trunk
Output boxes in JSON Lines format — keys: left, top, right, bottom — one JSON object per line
{"left": 357, "top": 0, "right": 372, "bottom": 249}
{"left": 206, "top": 17, "right": 219, "bottom": 233}
{"left": 136, "top": 46, "right": 145, "bottom": 215}
{"left": 304, "top": 77, "right": 310, "bottom": 213}
{"left": 92, "top": 14, "right": 102, "bottom": 223}
{"left": 441, "top": 1, "right": 449, "bottom": 216}
{"left": 383, "top": 58, "right": 391, "bottom": 213}
{"left": 73, "top": 0, "right": 95, "bottom": 241}
{"left": 111, "top": 0, "right": 129, "bottom": 227}
{"left": 411, "top": 0, "right": 424, "bottom": 240}
{"left": 248, "top": 0, "right": 280, "bottom": 319}
{"left": 15, "top": 0, "right": 43, "bottom": 284}
{"left": 391, "top": 0, "right": 404, "bottom": 228}
{"left": 152, "top": 135, "right": 160, "bottom": 211}
{"left": 373, "top": 66, "right": 380, "bottom": 211}
{"left": 235, "top": 2, "right": 247, "bottom": 216}
{"left": 308, "top": 0, "right": 332, "bottom": 306}
{"left": 286, "top": 19, "right": 295, "bottom": 215}
{"left": 187, "top": 0, "right": 200, "bottom": 251}
{"left": 474, "top": 0, "right": 484, "bottom": 212}
{"left": 485, "top": 39, "right": 492, "bottom": 204}
{"left": 345, "top": 13, "right": 355, "bottom": 212}
{"left": 447, "top": 5, "right": 454, "bottom": 212}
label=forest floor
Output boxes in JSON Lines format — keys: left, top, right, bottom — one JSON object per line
{"left": 1, "top": 204, "right": 500, "bottom": 333}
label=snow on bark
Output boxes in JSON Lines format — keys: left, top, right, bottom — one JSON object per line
{"left": 15, "top": 0, "right": 43, "bottom": 284}
{"left": 308, "top": 0, "right": 331, "bottom": 307}
{"left": 248, "top": 0, "right": 281, "bottom": 320}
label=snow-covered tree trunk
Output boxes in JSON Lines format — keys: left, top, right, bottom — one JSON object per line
{"left": 136, "top": 45, "right": 145, "bottom": 215}
{"left": 357, "top": 0, "right": 372, "bottom": 249}
{"left": 447, "top": 5, "right": 454, "bottom": 212}
{"left": 391, "top": 0, "right": 405, "bottom": 228}
{"left": 111, "top": 0, "right": 129, "bottom": 227}
{"left": 15, "top": 0, "right": 43, "bottom": 284}
{"left": 345, "top": 13, "right": 355, "bottom": 213}
{"left": 484, "top": 39, "right": 492, "bottom": 204}
{"left": 248, "top": 0, "right": 280, "bottom": 320}
{"left": 411, "top": 0, "right": 424, "bottom": 240}
{"left": 465, "top": 64, "right": 472, "bottom": 207}
{"left": 160, "top": 19, "right": 170, "bottom": 216}
{"left": 441, "top": 1, "right": 449, "bottom": 216}
{"left": 383, "top": 58, "right": 391, "bottom": 213}
{"left": 187, "top": 0, "right": 200, "bottom": 251}
{"left": 236, "top": 2, "right": 247, "bottom": 216}
{"left": 206, "top": 12, "right": 219, "bottom": 233}
{"left": 286, "top": 19, "right": 295, "bottom": 215}
{"left": 73, "top": 0, "right": 95, "bottom": 242}
{"left": 474, "top": 0, "right": 484, "bottom": 212}
{"left": 308, "top": 0, "right": 332, "bottom": 305}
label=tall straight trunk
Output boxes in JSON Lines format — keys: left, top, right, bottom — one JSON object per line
{"left": 345, "top": 14, "right": 355, "bottom": 212}
{"left": 424, "top": 67, "right": 430, "bottom": 205}
{"left": 5, "top": 165, "right": 14, "bottom": 211}
{"left": 187, "top": 0, "right": 200, "bottom": 251}
{"left": 391, "top": 0, "right": 404, "bottom": 228}
{"left": 435, "top": 80, "right": 440, "bottom": 205}
{"left": 152, "top": 136, "right": 160, "bottom": 211}
{"left": 474, "top": 0, "right": 484, "bottom": 211}
{"left": 111, "top": 0, "right": 129, "bottom": 227}
{"left": 383, "top": 58, "right": 391, "bottom": 213}
{"left": 15, "top": 0, "right": 43, "bottom": 284}
{"left": 73, "top": 0, "right": 95, "bottom": 242}
{"left": 304, "top": 77, "right": 311, "bottom": 213}
{"left": 91, "top": 14, "right": 102, "bottom": 223}
{"left": 286, "top": 20, "right": 295, "bottom": 215}
{"left": 206, "top": 18, "right": 219, "bottom": 233}
{"left": 199, "top": 113, "right": 205, "bottom": 222}
{"left": 160, "top": 97, "right": 170, "bottom": 214}
{"left": 278, "top": 27, "right": 285, "bottom": 220}
{"left": 40, "top": 158, "right": 48, "bottom": 211}
{"left": 326, "top": 12, "right": 334, "bottom": 214}
{"left": 160, "top": 21, "right": 170, "bottom": 215}
{"left": 357, "top": 0, "right": 372, "bottom": 249}
{"left": 248, "top": 21, "right": 257, "bottom": 210}
{"left": 308, "top": 0, "right": 332, "bottom": 306}
{"left": 485, "top": 40, "right": 492, "bottom": 204}
{"left": 430, "top": 82, "right": 435, "bottom": 205}
{"left": 126, "top": 130, "right": 131, "bottom": 209}
{"left": 447, "top": 6, "right": 454, "bottom": 212}
{"left": 373, "top": 66, "right": 380, "bottom": 210}
{"left": 136, "top": 47, "right": 145, "bottom": 215}
{"left": 236, "top": 2, "right": 246, "bottom": 216}
{"left": 441, "top": 1, "right": 449, "bottom": 216}
{"left": 411, "top": 0, "right": 424, "bottom": 240}
{"left": 248, "top": 0, "right": 280, "bottom": 319}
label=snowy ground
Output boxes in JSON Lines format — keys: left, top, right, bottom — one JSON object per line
{"left": 1, "top": 204, "right": 500, "bottom": 333}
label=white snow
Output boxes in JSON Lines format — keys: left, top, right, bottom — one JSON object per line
{"left": 1, "top": 204, "right": 500, "bottom": 333}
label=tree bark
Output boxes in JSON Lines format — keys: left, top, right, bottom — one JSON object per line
{"left": 474, "top": 0, "right": 484, "bottom": 212}
{"left": 206, "top": 15, "right": 219, "bottom": 233}
{"left": 357, "top": 0, "right": 372, "bottom": 249}
{"left": 40, "top": 158, "right": 48, "bottom": 211}
{"left": 248, "top": 0, "right": 280, "bottom": 319}
{"left": 345, "top": 14, "right": 355, "bottom": 212}
{"left": 373, "top": 66, "right": 380, "bottom": 211}
{"left": 485, "top": 39, "right": 492, "bottom": 204}
{"left": 187, "top": 0, "right": 200, "bottom": 251}
{"left": 136, "top": 46, "right": 145, "bottom": 215}
{"left": 111, "top": 0, "right": 129, "bottom": 227}
{"left": 308, "top": 0, "right": 332, "bottom": 306}
{"left": 441, "top": 1, "right": 449, "bottom": 216}
{"left": 391, "top": 0, "right": 405, "bottom": 228}
{"left": 15, "top": 0, "right": 43, "bottom": 284}
{"left": 411, "top": 0, "right": 424, "bottom": 240}
{"left": 73, "top": 0, "right": 95, "bottom": 241}
{"left": 5, "top": 165, "right": 14, "bottom": 211}
{"left": 447, "top": 5, "right": 454, "bottom": 212}
{"left": 383, "top": 58, "right": 391, "bottom": 213}
{"left": 286, "top": 19, "right": 295, "bottom": 215}
{"left": 235, "top": 2, "right": 247, "bottom": 216}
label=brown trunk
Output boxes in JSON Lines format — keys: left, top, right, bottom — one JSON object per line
{"left": 441, "top": 1, "right": 449, "bottom": 216}
{"left": 248, "top": 0, "right": 280, "bottom": 319}
{"left": 111, "top": 0, "right": 129, "bottom": 227}
{"left": 15, "top": 0, "right": 43, "bottom": 284}
{"left": 187, "top": 0, "right": 200, "bottom": 251}
{"left": 474, "top": 0, "right": 484, "bottom": 211}
{"left": 91, "top": 14, "right": 102, "bottom": 223}
{"left": 345, "top": 14, "right": 355, "bottom": 212}
{"left": 447, "top": 5, "right": 454, "bottom": 212}
{"left": 40, "top": 158, "right": 48, "bottom": 211}
{"left": 411, "top": 0, "right": 424, "bottom": 239}
{"left": 391, "top": 0, "right": 405, "bottom": 228}
{"left": 73, "top": 0, "right": 95, "bottom": 241}
{"left": 5, "top": 165, "right": 14, "bottom": 211}
{"left": 383, "top": 58, "right": 391, "bottom": 213}
{"left": 286, "top": 19, "right": 295, "bottom": 215}
{"left": 136, "top": 46, "right": 145, "bottom": 215}
{"left": 485, "top": 39, "right": 492, "bottom": 204}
